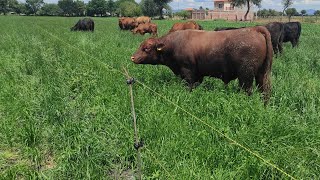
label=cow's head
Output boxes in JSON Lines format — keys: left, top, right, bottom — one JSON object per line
{"left": 131, "top": 38, "right": 165, "bottom": 65}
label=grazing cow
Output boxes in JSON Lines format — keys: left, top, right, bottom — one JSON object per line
{"left": 283, "top": 22, "right": 301, "bottom": 47}
{"left": 265, "top": 22, "right": 284, "bottom": 55}
{"left": 169, "top": 21, "right": 203, "bottom": 33}
{"left": 215, "top": 23, "right": 285, "bottom": 55}
{"left": 135, "top": 16, "right": 151, "bottom": 25}
{"left": 131, "top": 26, "right": 273, "bottom": 104}
{"left": 71, "top": 18, "right": 94, "bottom": 32}
{"left": 132, "top": 23, "right": 158, "bottom": 36}
{"left": 119, "top": 17, "right": 136, "bottom": 30}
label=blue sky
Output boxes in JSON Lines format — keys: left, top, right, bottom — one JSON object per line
{"left": 20, "top": 0, "right": 320, "bottom": 11}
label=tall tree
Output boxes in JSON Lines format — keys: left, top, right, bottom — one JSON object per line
{"left": 314, "top": 10, "right": 320, "bottom": 22}
{"left": 281, "top": 0, "right": 293, "bottom": 20}
{"left": 301, "top": 9, "right": 306, "bottom": 21}
{"left": 230, "top": 0, "right": 262, "bottom": 21}
{"left": 118, "top": 1, "right": 141, "bottom": 17}
{"left": 154, "top": 0, "right": 172, "bottom": 19}
{"left": 140, "top": 0, "right": 157, "bottom": 17}
{"left": 39, "top": 3, "right": 62, "bottom": 16}
{"left": 87, "top": 0, "right": 107, "bottom": 16}
{"left": 25, "top": 0, "right": 44, "bottom": 15}
{"left": 74, "top": 0, "right": 85, "bottom": 16}
{"left": 58, "top": 0, "right": 76, "bottom": 16}
{"left": 286, "top": 7, "right": 297, "bottom": 22}
{"left": 106, "top": 0, "right": 115, "bottom": 15}
{"left": 0, "top": 0, "right": 9, "bottom": 15}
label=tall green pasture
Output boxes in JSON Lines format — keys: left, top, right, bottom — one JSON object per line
{"left": 0, "top": 16, "right": 319, "bottom": 179}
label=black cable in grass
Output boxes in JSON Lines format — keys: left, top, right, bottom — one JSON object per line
{"left": 108, "top": 113, "right": 174, "bottom": 179}
{"left": 36, "top": 25, "right": 297, "bottom": 180}
{"left": 123, "top": 68, "right": 143, "bottom": 180}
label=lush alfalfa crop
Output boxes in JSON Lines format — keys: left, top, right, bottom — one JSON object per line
{"left": 0, "top": 16, "right": 319, "bottom": 179}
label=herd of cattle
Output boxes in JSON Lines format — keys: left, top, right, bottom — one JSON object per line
{"left": 70, "top": 17, "right": 302, "bottom": 105}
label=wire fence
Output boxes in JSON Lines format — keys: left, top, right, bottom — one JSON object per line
{"left": 36, "top": 24, "right": 297, "bottom": 180}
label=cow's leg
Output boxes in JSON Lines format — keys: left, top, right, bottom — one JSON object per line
{"left": 278, "top": 42, "right": 283, "bottom": 54}
{"left": 255, "top": 73, "right": 271, "bottom": 105}
{"left": 291, "top": 39, "right": 297, "bottom": 48}
{"left": 238, "top": 68, "right": 254, "bottom": 96}
{"left": 180, "top": 67, "right": 199, "bottom": 91}
{"left": 272, "top": 41, "right": 278, "bottom": 55}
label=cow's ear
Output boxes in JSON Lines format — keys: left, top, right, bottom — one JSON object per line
{"left": 156, "top": 43, "right": 165, "bottom": 52}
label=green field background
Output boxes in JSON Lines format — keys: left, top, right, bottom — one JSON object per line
{"left": 0, "top": 16, "right": 319, "bottom": 179}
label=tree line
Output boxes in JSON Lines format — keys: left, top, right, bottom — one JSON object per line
{"left": 0, "top": 0, "right": 172, "bottom": 18}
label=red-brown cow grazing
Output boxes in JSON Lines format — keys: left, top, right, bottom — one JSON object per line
{"left": 119, "top": 17, "right": 136, "bottom": 30}
{"left": 135, "top": 16, "right": 151, "bottom": 25}
{"left": 132, "top": 23, "right": 158, "bottom": 36}
{"left": 169, "top": 21, "right": 203, "bottom": 33}
{"left": 131, "top": 26, "right": 273, "bottom": 104}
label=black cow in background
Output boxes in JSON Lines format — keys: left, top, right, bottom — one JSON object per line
{"left": 283, "top": 22, "right": 301, "bottom": 47}
{"left": 71, "top": 18, "right": 95, "bottom": 32}
{"left": 265, "top": 22, "right": 284, "bottom": 55}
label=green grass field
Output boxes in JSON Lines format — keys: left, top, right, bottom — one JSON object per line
{"left": 0, "top": 16, "right": 319, "bottom": 179}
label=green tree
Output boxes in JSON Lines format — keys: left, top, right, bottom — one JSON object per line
{"left": 106, "top": 0, "right": 115, "bottom": 15}
{"left": 0, "top": 0, "right": 9, "bottom": 15}
{"left": 58, "top": 0, "right": 75, "bottom": 16}
{"left": 154, "top": 0, "right": 172, "bottom": 19}
{"left": 175, "top": 10, "right": 190, "bottom": 19}
{"left": 74, "top": 0, "right": 85, "bottom": 16}
{"left": 140, "top": 0, "right": 158, "bottom": 17}
{"left": 39, "top": 3, "right": 62, "bottom": 16}
{"left": 281, "top": 0, "right": 293, "bottom": 20}
{"left": 25, "top": 0, "right": 44, "bottom": 15}
{"left": 87, "top": 0, "right": 107, "bottom": 16}
{"left": 13, "top": 2, "right": 27, "bottom": 14}
{"left": 8, "top": 0, "right": 19, "bottom": 13}
{"left": 301, "top": 9, "right": 306, "bottom": 21}
{"left": 314, "top": 10, "right": 320, "bottom": 22}
{"left": 286, "top": 7, "right": 297, "bottom": 22}
{"left": 230, "top": 0, "right": 262, "bottom": 21}
{"left": 118, "top": 1, "right": 141, "bottom": 17}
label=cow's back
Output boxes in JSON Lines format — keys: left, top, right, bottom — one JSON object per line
{"left": 163, "top": 29, "right": 269, "bottom": 76}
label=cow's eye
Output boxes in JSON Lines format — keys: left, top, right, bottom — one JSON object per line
{"left": 144, "top": 48, "right": 151, "bottom": 52}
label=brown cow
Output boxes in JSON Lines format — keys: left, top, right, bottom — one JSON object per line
{"left": 118, "top": 17, "right": 136, "bottom": 30}
{"left": 135, "top": 16, "right": 151, "bottom": 25}
{"left": 131, "top": 26, "right": 273, "bottom": 104}
{"left": 169, "top": 21, "right": 203, "bottom": 33}
{"left": 132, "top": 23, "right": 158, "bottom": 36}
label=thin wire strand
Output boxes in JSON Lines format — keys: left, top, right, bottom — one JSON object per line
{"left": 109, "top": 113, "right": 174, "bottom": 179}
{"left": 36, "top": 25, "right": 296, "bottom": 180}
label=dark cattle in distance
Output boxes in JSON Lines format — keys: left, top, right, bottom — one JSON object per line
{"left": 283, "top": 22, "right": 301, "bottom": 47}
{"left": 265, "top": 22, "right": 284, "bottom": 54}
{"left": 169, "top": 21, "right": 203, "bottom": 33}
{"left": 131, "top": 26, "right": 273, "bottom": 104}
{"left": 71, "top": 18, "right": 94, "bottom": 32}
{"left": 132, "top": 23, "right": 158, "bottom": 36}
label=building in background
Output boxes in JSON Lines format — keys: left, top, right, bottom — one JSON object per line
{"left": 191, "top": 0, "right": 254, "bottom": 21}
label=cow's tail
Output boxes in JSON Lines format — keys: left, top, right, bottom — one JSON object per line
{"left": 255, "top": 26, "right": 273, "bottom": 105}
{"left": 297, "top": 22, "right": 302, "bottom": 40}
